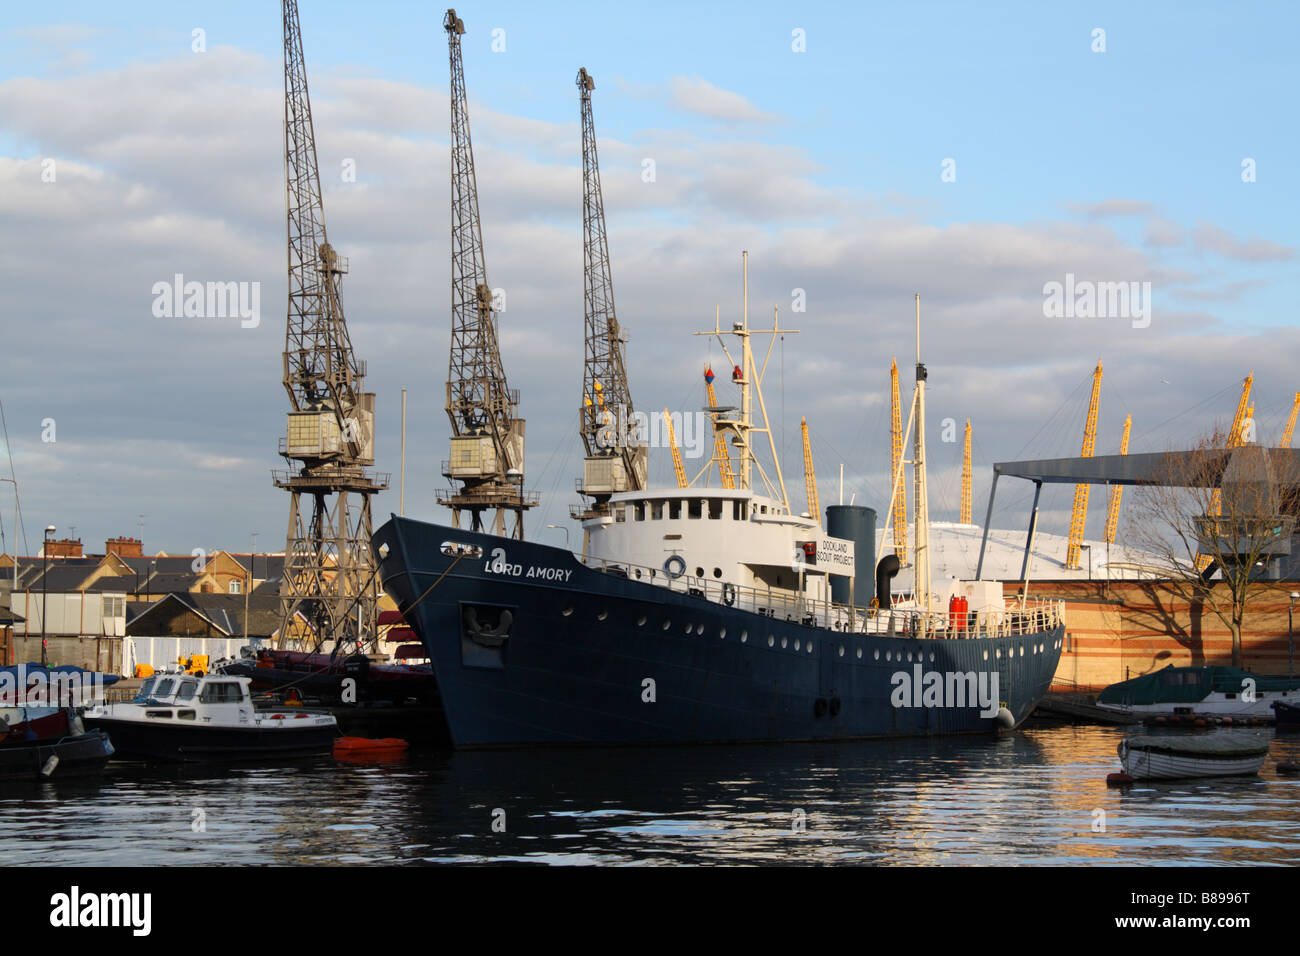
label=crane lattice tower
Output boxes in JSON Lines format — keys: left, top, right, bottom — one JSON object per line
{"left": 274, "top": 0, "right": 388, "bottom": 652}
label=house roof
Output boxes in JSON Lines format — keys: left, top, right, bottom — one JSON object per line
{"left": 21, "top": 565, "right": 130, "bottom": 593}
{"left": 116, "top": 555, "right": 199, "bottom": 576}
{"left": 139, "top": 571, "right": 206, "bottom": 594}
{"left": 126, "top": 592, "right": 283, "bottom": 639}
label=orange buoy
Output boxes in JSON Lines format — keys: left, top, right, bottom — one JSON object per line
{"left": 333, "top": 737, "right": 410, "bottom": 755}
{"left": 1106, "top": 772, "right": 1134, "bottom": 787}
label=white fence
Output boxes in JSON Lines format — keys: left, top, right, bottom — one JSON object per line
{"left": 123, "top": 635, "right": 266, "bottom": 677}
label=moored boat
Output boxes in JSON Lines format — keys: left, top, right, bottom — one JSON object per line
{"left": 1117, "top": 732, "right": 1270, "bottom": 780}
{"left": 0, "top": 705, "right": 115, "bottom": 779}
{"left": 1273, "top": 699, "right": 1300, "bottom": 729}
{"left": 373, "top": 272, "right": 1065, "bottom": 749}
{"left": 1097, "top": 665, "right": 1300, "bottom": 719}
{"left": 83, "top": 673, "right": 339, "bottom": 762}
{"left": 219, "top": 647, "right": 437, "bottom": 704}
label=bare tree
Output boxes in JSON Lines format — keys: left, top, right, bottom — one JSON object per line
{"left": 1125, "top": 427, "right": 1300, "bottom": 668}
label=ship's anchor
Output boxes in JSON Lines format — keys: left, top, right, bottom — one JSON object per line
{"left": 464, "top": 606, "right": 513, "bottom": 648}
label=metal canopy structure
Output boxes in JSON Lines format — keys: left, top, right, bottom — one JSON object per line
{"left": 975, "top": 448, "right": 1300, "bottom": 581}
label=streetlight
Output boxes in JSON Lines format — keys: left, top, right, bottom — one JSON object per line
{"left": 41, "top": 525, "right": 54, "bottom": 667}
{"left": 1290, "top": 592, "right": 1298, "bottom": 678}
{"left": 546, "top": 524, "right": 570, "bottom": 551}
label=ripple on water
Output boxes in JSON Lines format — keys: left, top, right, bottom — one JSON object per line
{"left": 3, "top": 726, "right": 1299, "bottom": 864}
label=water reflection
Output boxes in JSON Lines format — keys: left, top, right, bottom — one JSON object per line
{"left": 2, "top": 726, "right": 1298, "bottom": 865}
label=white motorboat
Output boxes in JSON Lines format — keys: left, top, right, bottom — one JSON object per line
{"left": 83, "top": 673, "right": 338, "bottom": 762}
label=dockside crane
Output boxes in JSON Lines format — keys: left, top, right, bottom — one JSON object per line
{"left": 704, "top": 365, "right": 736, "bottom": 489}
{"left": 1281, "top": 392, "right": 1300, "bottom": 447}
{"left": 439, "top": 9, "right": 536, "bottom": 539}
{"left": 1103, "top": 414, "right": 1131, "bottom": 545}
{"left": 960, "top": 419, "right": 972, "bottom": 525}
{"left": 664, "top": 408, "right": 688, "bottom": 488}
{"left": 890, "top": 358, "right": 908, "bottom": 566}
{"left": 274, "top": 0, "right": 387, "bottom": 651}
{"left": 1064, "top": 360, "right": 1103, "bottom": 570}
{"left": 575, "top": 68, "right": 646, "bottom": 518}
{"left": 1197, "top": 372, "right": 1254, "bottom": 570}
{"left": 801, "top": 417, "right": 819, "bottom": 527}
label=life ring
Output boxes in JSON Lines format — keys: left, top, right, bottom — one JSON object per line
{"left": 663, "top": 555, "right": 686, "bottom": 579}
{"left": 722, "top": 583, "right": 737, "bottom": 607}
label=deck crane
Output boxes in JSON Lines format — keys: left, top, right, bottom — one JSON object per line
{"left": 801, "top": 417, "right": 820, "bottom": 527}
{"left": 1064, "top": 360, "right": 1103, "bottom": 570}
{"left": 960, "top": 419, "right": 972, "bottom": 524}
{"left": 1103, "top": 414, "right": 1132, "bottom": 544}
{"left": 889, "top": 358, "right": 908, "bottom": 565}
{"left": 274, "top": 0, "right": 387, "bottom": 652}
{"left": 438, "top": 10, "right": 536, "bottom": 539}
{"left": 1281, "top": 392, "right": 1300, "bottom": 447}
{"left": 575, "top": 68, "right": 646, "bottom": 517}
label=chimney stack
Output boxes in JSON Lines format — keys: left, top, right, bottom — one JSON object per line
{"left": 106, "top": 536, "right": 144, "bottom": 558}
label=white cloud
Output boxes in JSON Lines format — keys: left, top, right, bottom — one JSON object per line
{"left": 668, "top": 75, "right": 780, "bottom": 124}
{"left": 0, "top": 47, "right": 1295, "bottom": 553}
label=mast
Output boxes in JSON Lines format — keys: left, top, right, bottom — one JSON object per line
{"left": 690, "top": 253, "right": 796, "bottom": 507}
{"left": 912, "top": 294, "right": 931, "bottom": 617}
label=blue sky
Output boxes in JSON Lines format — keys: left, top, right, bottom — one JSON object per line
{"left": 0, "top": 1, "right": 1297, "bottom": 554}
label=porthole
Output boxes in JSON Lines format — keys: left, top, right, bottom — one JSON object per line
{"left": 561, "top": 607, "right": 574, "bottom": 617}
{"left": 695, "top": 567, "right": 705, "bottom": 578}
{"left": 634, "top": 568, "right": 642, "bottom": 579}
{"left": 996, "top": 649, "right": 1002, "bottom": 659}
{"left": 768, "top": 635, "right": 775, "bottom": 647}
{"left": 856, "top": 647, "right": 863, "bottom": 659}
{"left": 685, "top": 623, "right": 693, "bottom": 634}
{"left": 983, "top": 650, "right": 989, "bottom": 661}
{"left": 662, "top": 620, "right": 671, "bottom": 631}
{"left": 807, "top": 643, "right": 813, "bottom": 654}
{"left": 597, "top": 610, "right": 608, "bottom": 622}
{"left": 720, "top": 627, "right": 727, "bottom": 639}
{"left": 886, "top": 651, "right": 892, "bottom": 662}
{"left": 907, "top": 652, "right": 913, "bottom": 662}
{"left": 794, "top": 639, "right": 801, "bottom": 651}
{"left": 928, "top": 652, "right": 935, "bottom": 662}
{"left": 837, "top": 645, "right": 845, "bottom": 657}
{"left": 781, "top": 637, "right": 788, "bottom": 649}
{"left": 1019, "top": 647, "right": 1024, "bottom": 657}
{"left": 874, "top": 649, "right": 880, "bottom": 661}
{"left": 636, "top": 616, "right": 646, "bottom": 627}
{"left": 740, "top": 631, "right": 748, "bottom": 643}
{"left": 713, "top": 568, "right": 722, "bottom": 578}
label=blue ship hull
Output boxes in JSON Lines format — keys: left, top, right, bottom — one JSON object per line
{"left": 372, "top": 516, "right": 1064, "bottom": 749}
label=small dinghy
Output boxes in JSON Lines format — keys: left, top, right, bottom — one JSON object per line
{"left": 332, "top": 737, "right": 410, "bottom": 764}
{"left": 0, "top": 706, "right": 115, "bottom": 779}
{"left": 1117, "top": 733, "right": 1269, "bottom": 780}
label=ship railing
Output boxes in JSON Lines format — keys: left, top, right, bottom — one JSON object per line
{"left": 578, "top": 555, "right": 1066, "bottom": 638}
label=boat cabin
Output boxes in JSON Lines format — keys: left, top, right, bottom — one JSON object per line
{"left": 130, "top": 673, "right": 257, "bottom": 725}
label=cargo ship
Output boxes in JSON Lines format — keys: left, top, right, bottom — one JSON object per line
{"left": 372, "top": 277, "right": 1065, "bottom": 749}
